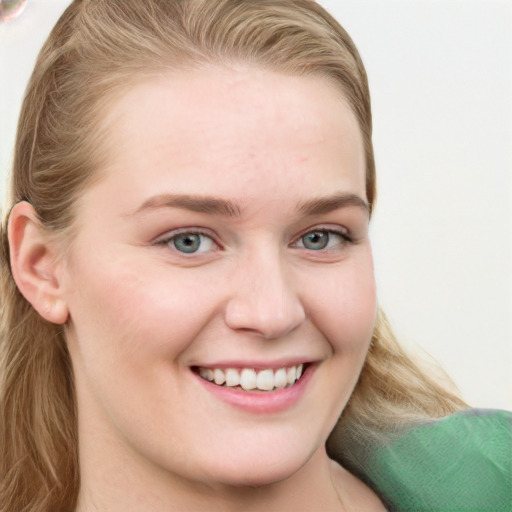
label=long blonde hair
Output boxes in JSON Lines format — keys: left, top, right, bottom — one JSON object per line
{"left": 0, "top": 1, "right": 465, "bottom": 510}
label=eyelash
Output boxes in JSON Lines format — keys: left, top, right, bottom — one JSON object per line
{"left": 154, "top": 229, "right": 221, "bottom": 255}
{"left": 153, "top": 226, "right": 353, "bottom": 255}
{"left": 292, "top": 227, "right": 353, "bottom": 251}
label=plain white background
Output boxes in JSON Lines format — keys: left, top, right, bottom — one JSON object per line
{"left": 1, "top": 0, "right": 510, "bottom": 410}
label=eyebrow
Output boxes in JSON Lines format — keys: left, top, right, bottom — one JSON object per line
{"left": 133, "top": 192, "right": 369, "bottom": 218}
{"left": 297, "top": 193, "right": 370, "bottom": 217}
{"left": 134, "top": 194, "right": 242, "bottom": 217}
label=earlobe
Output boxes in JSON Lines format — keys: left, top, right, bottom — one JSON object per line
{"left": 8, "top": 202, "right": 69, "bottom": 325}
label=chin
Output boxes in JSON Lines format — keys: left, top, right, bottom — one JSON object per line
{"left": 213, "top": 467, "right": 297, "bottom": 489}
{"left": 201, "top": 447, "right": 313, "bottom": 489}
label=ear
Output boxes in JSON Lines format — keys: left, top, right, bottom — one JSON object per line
{"left": 8, "top": 202, "right": 69, "bottom": 324}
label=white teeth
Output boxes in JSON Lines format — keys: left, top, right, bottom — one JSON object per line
{"left": 256, "top": 369, "right": 275, "bottom": 391}
{"left": 214, "top": 368, "right": 226, "bottom": 385}
{"left": 198, "top": 364, "right": 306, "bottom": 391}
{"left": 240, "top": 369, "right": 257, "bottom": 390}
{"left": 274, "top": 368, "right": 287, "bottom": 389}
{"left": 225, "top": 368, "right": 240, "bottom": 387}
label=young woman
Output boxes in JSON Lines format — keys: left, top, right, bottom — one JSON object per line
{"left": 1, "top": 1, "right": 509, "bottom": 511}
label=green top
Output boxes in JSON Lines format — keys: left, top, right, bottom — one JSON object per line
{"left": 361, "top": 409, "right": 512, "bottom": 511}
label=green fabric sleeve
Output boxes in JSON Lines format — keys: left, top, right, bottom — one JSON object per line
{"left": 364, "top": 409, "right": 512, "bottom": 511}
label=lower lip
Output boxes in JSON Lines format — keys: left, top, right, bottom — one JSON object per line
{"left": 194, "top": 365, "right": 315, "bottom": 414}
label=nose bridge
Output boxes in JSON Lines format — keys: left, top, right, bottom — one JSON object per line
{"left": 224, "top": 246, "right": 306, "bottom": 339}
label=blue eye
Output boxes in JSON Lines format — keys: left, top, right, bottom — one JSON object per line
{"left": 173, "top": 233, "right": 202, "bottom": 253}
{"left": 296, "top": 230, "right": 349, "bottom": 251}
{"left": 158, "top": 232, "right": 217, "bottom": 254}
{"left": 301, "top": 231, "right": 329, "bottom": 250}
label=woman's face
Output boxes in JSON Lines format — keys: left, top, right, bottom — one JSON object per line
{"left": 60, "top": 67, "right": 376, "bottom": 487}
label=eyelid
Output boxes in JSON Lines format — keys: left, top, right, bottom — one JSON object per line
{"left": 151, "top": 224, "right": 353, "bottom": 253}
{"left": 153, "top": 227, "right": 222, "bottom": 250}
{"left": 291, "top": 225, "right": 352, "bottom": 247}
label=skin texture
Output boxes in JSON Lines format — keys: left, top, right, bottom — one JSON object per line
{"left": 9, "top": 67, "right": 384, "bottom": 511}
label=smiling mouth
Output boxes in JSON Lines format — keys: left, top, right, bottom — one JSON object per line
{"left": 193, "top": 364, "right": 307, "bottom": 392}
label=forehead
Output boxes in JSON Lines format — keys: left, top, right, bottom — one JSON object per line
{"left": 88, "top": 67, "right": 366, "bottom": 214}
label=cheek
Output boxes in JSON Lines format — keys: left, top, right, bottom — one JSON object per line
{"left": 63, "top": 252, "right": 220, "bottom": 370}
{"left": 305, "top": 253, "right": 377, "bottom": 353}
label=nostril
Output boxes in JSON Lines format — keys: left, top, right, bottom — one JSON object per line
{"left": 224, "top": 301, "right": 306, "bottom": 340}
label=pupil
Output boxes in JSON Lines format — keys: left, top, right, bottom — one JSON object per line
{"left": 174, "top": 234, "right": 200, "bottom": 253}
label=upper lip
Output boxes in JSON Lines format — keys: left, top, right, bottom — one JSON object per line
{"left": 191, "top": 358, "right": 318, "bottom": 370}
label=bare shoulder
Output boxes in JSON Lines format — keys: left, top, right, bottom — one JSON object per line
{"left": 330, "top": 460, "right": 387, "bottom": 512}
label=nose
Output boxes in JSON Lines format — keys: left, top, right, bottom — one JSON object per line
{"left": 224, "top": 251, "right": 306, "bottom": 339}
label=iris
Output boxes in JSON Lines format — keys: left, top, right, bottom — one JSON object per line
{"left": 301, "top": 231, "right": 330, "bottom": 250}
{"left": 173, "top": 233, "right": 202, "bottom": 253}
